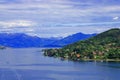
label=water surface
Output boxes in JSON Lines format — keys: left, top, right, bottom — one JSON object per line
{"left": 0, "top": 48, "right": 120, "bottom": 80}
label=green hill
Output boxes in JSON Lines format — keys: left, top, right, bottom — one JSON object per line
{"left": 44, "top": 28, "right": 120, "bottom": 61}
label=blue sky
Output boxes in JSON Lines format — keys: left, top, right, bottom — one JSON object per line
{"left": 0, "top": 0, "right": 120, "bottom": 37}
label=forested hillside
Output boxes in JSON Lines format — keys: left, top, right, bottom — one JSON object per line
{"left": 44, "top": 28, "right": 120, "bottom": 61}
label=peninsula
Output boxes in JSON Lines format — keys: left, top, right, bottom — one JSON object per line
{"left": 44, "top": 28, "right": 120, "bottom": 61}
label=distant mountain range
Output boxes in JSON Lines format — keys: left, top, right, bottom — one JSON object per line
{"left": 45, "top": 33, "right": 96, "bottom": 47}
{"left": 0, "top": 33, "right": 96, "bottom": 48}
{"left": 0, "top": 33, "right": 59, "bottom": 48}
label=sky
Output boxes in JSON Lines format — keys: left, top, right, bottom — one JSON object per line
{"left": 0, "top": 0, "right": 120, "bottom": 38}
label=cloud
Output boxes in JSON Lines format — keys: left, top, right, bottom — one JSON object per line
{"left": 0, "top": 20, "right": 36, "bottom": 27}
{"left": 0, "top": 0, "right": 120, "bottom": 23}
{"left": 26, "top": 26, "right": 120, "bottom": 38}
{"left": 0, "top": 0, "right": 120, "bottom": 37}
{"left": 113, "top": 16, "right": 119, "bottom": 20}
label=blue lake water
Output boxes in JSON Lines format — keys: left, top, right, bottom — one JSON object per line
{"left": 0, "top": 48, "right": 120, "bottom": 80}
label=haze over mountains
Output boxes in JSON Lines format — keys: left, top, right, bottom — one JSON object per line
{"left": 0, "top": 33, "right": 96, "bottom": 48}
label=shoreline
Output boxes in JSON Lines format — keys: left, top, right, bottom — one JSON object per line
{"left": 80, "top": 59, "right": 120, "bottom": 62}
{"left": 48, "top": 56, "right": 120, "bottom": 62}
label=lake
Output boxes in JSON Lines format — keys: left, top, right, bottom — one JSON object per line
{"left": 0, "top": 48, "right": 120, "bottom": 80}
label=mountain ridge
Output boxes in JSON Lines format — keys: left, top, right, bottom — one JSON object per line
{"left": 44, "top": 28, "right": 120, "bottom": 61}
{"left": 44, "top": 33, "right": 96, "bottom": 47}
{"left": 0, "top": 32, "right": 96, "bottom": 48}
{"left": 0, "top": 33, "right": 59, "bottom": 48}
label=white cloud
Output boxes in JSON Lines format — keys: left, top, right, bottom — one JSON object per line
{"left": 0, "top": 0, "right": 120, "bottom": 37}
{"left": 113, "top": 16, "right": 119, "bottom": 20}
{"left": 0, "top": 20, "right": 36, "bottom": 27}
{"left": 0, "top": 0, "right": 120, "bottom": 23}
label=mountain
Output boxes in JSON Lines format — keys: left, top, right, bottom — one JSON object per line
{"left": 44, "top": 28, "right": 120, "bottom": 61}
{"left": 0, "top": 33, "right": 59, "bottom": 48}
{"left": 45, "top": 33, "right": 96, "bottom": 47}
{"left": 0, "top": 32, "right": 96, "bottom": 48}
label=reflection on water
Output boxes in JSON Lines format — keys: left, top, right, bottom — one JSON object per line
{"left": 98, "top": 62, "right": 120, "bottom": 69}
{"left": 0, "top": 48, "right": 120, "bottom": 80}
